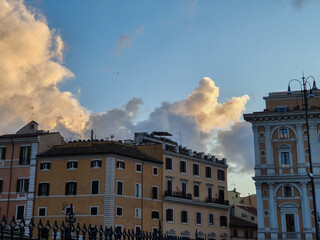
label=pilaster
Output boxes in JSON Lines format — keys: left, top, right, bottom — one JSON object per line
{"left": 104, "top": 157, "right": 115, "bottom": 227}
{"left": 255, "top": 182, "right": 265, "bottom": 240}
{"left": 301, "top": 182, "right": 313, "bottom": 239}
{"left": 253, "top": 125, "right": 261, "bottom": 176}
{"left": 265, "top": 125, "right": 275, "bottom": 174}
{"left": 296, "top": 123, "right": 306, "bottom": 174}
{"left": 268, "top": 183, "right": 278, "bottom": 239}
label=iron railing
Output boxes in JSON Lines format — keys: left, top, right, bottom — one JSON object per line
{"left": 164, "top": 191, "right": 192, "bottom": 200}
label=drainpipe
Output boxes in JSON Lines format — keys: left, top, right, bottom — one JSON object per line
{"left": 6, "top": 138, "right": 14, "bottom": 219}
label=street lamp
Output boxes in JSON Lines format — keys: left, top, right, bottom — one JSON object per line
{"left": 287, "top": 75, "right": 319, "bottom": 239}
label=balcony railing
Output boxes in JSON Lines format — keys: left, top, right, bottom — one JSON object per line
{"left": 206, "top": 197, "right": 229, "bottom": 205}
{"left": 164, "top": 191, "right": 192, "bottom": 200}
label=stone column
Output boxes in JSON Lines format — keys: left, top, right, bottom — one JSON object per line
{"left": 301, "top": 182, "right": 313, "bottom": 239}
{"left": 265, "top": 125, "right": 275, "bottom": 174}
{"left": 296, "top": 123, "right": 306, "bottom": 174}
{"left": 268, "top": 183, "right": 278, "bottom": 239}
{"left": 255, "top": 182, "right": 265, "bottom": 240}
{"left": 309, "top": 122, "right": 320, "bottom": 174}
{"left": 253, "top": 125, "right": 261, "bottom": 176}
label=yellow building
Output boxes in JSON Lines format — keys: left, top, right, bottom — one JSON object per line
{"left": 34, "top": 140, "right": 162, "bottom": 233}
{"left": 135, "top": 132, "right": 230, "bottom": 240}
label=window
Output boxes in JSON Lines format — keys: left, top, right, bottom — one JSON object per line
{"left": 91, "top": 180, "right": 99, "bottom": 194}
{"left": 180, "top": 161, "right": 187, "bottom": 174}
{"left": 0, "top": 179, "right": 3, "bottom": 193}
{"left": 196, "top": 212, "right": 202, "bottom": 225}
{"left": 194, "top": 184, "right": 200, "bottom": 198}
{"left": 181, "top": 182, "right": 187, "bottom": 195}
{"left": 153, "top": 167, "right": 158, "bottom": 176}
{"left": 91, "top": 159, "right": 102, "bottom": 168}
{"left": 136, "top": 163, "right": 142, "bottom": 173}
{"left": 281, "top": 152, "right": 290, "bottom": 166}
{"left": 152, "top": 186, "right": 158, "bottom": 199}
{"left": 285, "top": 214, "right": 296, "bottom": 232}
{"left": 220, "top": 216, "right": 227, "bottom": 227}
{"left": 116, "top": 207, "right": 123, "bottom": 216}
{"left": 38, "top": 207, "right": 46, "bottom": 217}
{"left": 65, "top": 182, "right": 77, "bottom": 195}
{"left": 115, "top": 226, "right": 122, "bottom": 233}
{"left": 218, "top": 169, "right": 225, "bottom": 181}
{"left": 90, "top": 206, "right": 98, "bottom": 216}
{"left": 181, "top": 210, "right": 188, "bottom": 224}
{"left": 135, "top": 226, "right": 141, "bottom": 235}
{"left": 209, "top": 213, "right": 214, "bottom": 226}
{"left": 206, "top": 166, "right": 212, "bottom": 178}
{"left": 207, "top": 185, "right": 212, "bottom": 200}
{"left": 0, "top": 147, "right": 6, "bottom": 160}
{"left": 135, "top": 208, "right": 142, "bottom": 218}
{"left": 16, "top": 179, "right": 29, "bottom": 193}
{"left": 16, "top": 205, "right": 25, "bottom": 220}
{"left": 279, "top": 128, "right": 289, "bottom": 139}
{"left": 117, "top": 181, "right": 123, "bottom": 195}
{"left": 38, "top": 183, "right": 50, "bottom": 196}
{"left": 283, "top": 186, "right": 293, "bottom": 197}
{"left": 40, "top": 162, "right": 50, "bottom": 171}
{"left": 135, "top": 183, "right": 141, "bottom": 197}
{"left": 166, "top": 158, "right": 173, "bottom": 170}
{"left": 167, "top": 179, "right": 173, "bottom": 194}
{"left": 116, "top": 161, "right": 125, "bottom": 169}
{"left": 152, "top": 210, "right": 159, "bottom": 219}
{"left": 19, "top": 146, "right": 30, "bottom": 165}
{"left": 67, "top": 161, "right": 78, "bottom": 169}
{"left": 193, "top": 163, "right": 199, "bottom": 176}
{"left": 166, "top": 209, "right": 174, "bottom": 222}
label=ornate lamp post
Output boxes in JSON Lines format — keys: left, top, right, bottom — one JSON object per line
{"left": 287, "top": 75, "right": 319, "bottom": 239}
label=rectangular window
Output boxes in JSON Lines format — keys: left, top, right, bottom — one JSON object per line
{"left": 91, "top": 160, "right": 102, "bottom": 168}
{"left": 152, "top": 186, "right": 158, "bottom": 199}
{"left": 209, "top": 213, "right": 214, "bottom": 226}
{"left": 116, "top": 207, "right": 123, "bottom": 217}
{"left": 38, "top": 183, "right": 50, "bottom": 196}
{"left": 40, "top": 162, "right": 51, "bottom": 171}
{"left": 136, "top": 163, "right": 142, "bottom": 173}
{"left": 135, "top": 183, "right": 141, "bottom": 197}
{"left": 181, "top": 182, "right": 187, "bottom": 195}
{"left": 218, "top": 169, "right": 225, "bottom": 181}
{"left": 38, "top": 207, "right": 46, "bottom": 217}
{"left": 206, "top": 166, "right": 212, "bottom": 178}
{"left": 135, "top": 208, "right": 142, "bottom": 218}
{"left": 279, "top": 128, "right": 288, "bottom": 139}
{"left": 0, "top": 179, "right": 3, "bottom": 193}
{"left": 91, "top": 181, "right": 99, "bottom": 194}
{"left": 196, "top": 212, "right": 202, "bottom": 225}
{"left": 283, "top": 186, "right": 293, "bottom": 197}
{"left": 152, "top": 210, "right": 159, "bottom": 219}
{"left": 281, "top": 152, "right": 290, "bottom": 166}
{"left": 166, "top": 157, "right": 173, "bottom": 170}
{"left": 65, "top": 182, "right": 77, "bottom": 195}
{"left": 115, "top": 226, "right": 122, "bottom": 233}
{"left": 116, "top": 161, "right": 125, "bottom": 169}
{"left": 0, "top": 147, "right": 6, "bottom": 160}
{"left": 193, "top": 163, "right": 199, "bottom": 176}
{"left": 285, "top": 214, "right": 295, "bottom": 232}
{"left": 16, "top": 179, "right": 29, "bottom": 193}
{"left": 90, "top": 206, "right": 98, "bottom": 216}
{"left": 166, "top": 209, "right": 174, "bottom": 222}
{"left": 167, "top": 179, "right": 173, "bottom": 195}
{"left": 207, "top": 185, "right": 212, "bottom": 201}
{"left": 67, "top": 161, "right": 78, "bottom": 169}
{"left": 181, "top": 210, "right": 188, "bottom": 224}
{"left": 220, "top": 216, "right": 227, "bottom": 227}
{"left": 194, "top": 184, "right": 200, "bottom": 198}
{"left": 153, "top": 167, "right": 158, "bottom": 176}
{"left": 117, "top": 181, "right": 123, "bottom": 195}
{"left": 19, "top": 146, "right": 31, "bottom": 165}
{"left": 180, "top": 161, "right": 186, "bottom": 173}
{"left": 16, "top": 205, "right": 25, "bottom": 220}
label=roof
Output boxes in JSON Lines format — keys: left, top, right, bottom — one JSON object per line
{"left": 229, "top": 216, "right": 257, "bottom": 228}
{"left": 0, "top": 131, "right": 59, "bottom": 139}
{"left": 38, "top": 141, "right": 162, "bottom": 164}
{"left": 237, "top": 205, "right": 257, "bottom": 215}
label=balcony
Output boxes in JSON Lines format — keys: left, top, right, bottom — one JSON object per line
{"left": 164, "top": 191, "right": 192, "bottom": 200}
{"left": 206, "top": 197, "right": 229, "bottom": 205}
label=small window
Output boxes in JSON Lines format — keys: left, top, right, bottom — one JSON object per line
{"left": 19, "top": 146, "right": 31, "bottom": 165}
{"left": 116, "top": 207, "right": 123, "bottom": 217}
{"left": 38, "top": 207, "right": 46, "bottom": 217}
{"left": 90, "top": 206, "right": 98, "bottom": 216}
{"left": 38, "top": 183, "right": 50, "bottom": 196}
{"left": 205, "top": 166, "right": 212, "bottom": 179}
{"left": 0, "top": 147, "right": 6, "bottom": 160}
{"left": 91, "top": 181, "right": 99, "bottom": 194}
{"left": 40, "top": 162, "right": 51, "bottom": 171}
{"left": 135, "top": 183, "right": 141, "bottom": 197}
{"left": 180, "top": 161, "right": 187, "bottom": 174}
{"left": 117, "top": 161, "right": 125, "bottom": 170}
{"left": 193, "top": 163, "right": 200, "bottom": 176}
{"left": 117, "top": 181, "right": 123, "bottom": 195}
{"left": 91, "top": 160, "right": 102, "bottom": 168}
{"left": 17, "top": 179, "right": 29, "bottom": 193}
{"left": 67, "top": 161, "right": 78, "bottom": 169}
{"left": 196, "top": 212, "right": 202, "bottom": 225}
{"left": 135, "top": 208, "right": 142, "bottom": 218}
{"left": 152, "top": 210, "right": 159, "bottom": 219}
{"left": 220, "top": 216, "right": 227, "bottom": 227}
{"left": 283, "top": 186, "right": 293, "bottom": 197}
{"left": 166, "top": 158, "right": 173, "bottom": 170}
{"left": 218, "top": 169, "right": 225, "bottom": 181}
{"left": 279, "top": 128, "right": 289, "bottom": 139}
{"left": 65, "top": 182, "right": 77, "bottom": 195}
{"left": 209, "top": 213, "right": 214, "bottom": 226}
{"left": 194, "top": 184, "right": 200, "bottom": 198}
{"left": 153, "top": 167, "right": 158, "bottom": 176}
{"left": 136, "top": 164, "right": 142, "bottom": 173}
{"left": 181, "top": 210, "right": 188, "bottom": 224}
{"left": 16, "top": 205, "right": 25, "bottom": 220}
{"left": 115, "top": 226, "right": 122, "bottom": 233}
{"left": 152, "top": 186, "right": 158, "bottom": 199}
{"left": 281, "top": 152, "right": 290, "bottom": 166}
{"left": 166, "top": 209, "right": 174, "bottom": 222}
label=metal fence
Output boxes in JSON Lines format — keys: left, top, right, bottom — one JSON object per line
{"left": 0, "top": 216, "right": 183, "bottom": 240}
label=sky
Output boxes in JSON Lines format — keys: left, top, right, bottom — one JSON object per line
{"left": 1, "top": 0, "right": 320, "bottom": 195}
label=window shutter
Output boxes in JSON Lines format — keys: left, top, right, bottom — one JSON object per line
{"left": 74, "top": 162, "right": 78, "bottom": 168}
{"left": 166, "top": 209, "right": 170, "bottom": 221}
{"left": 0, "top": 180, "right": 3, "bottom": 192}
{"left": 48, "top": 162, "right": 51, "bottom": 169}
{"left": 46, "top": 183, "right": 50, "bottom": 196}
{"left": 1, "top": 147, "right": 6, "bottom": 160}
{"left": 25, "top": 179, "right": 29, "bottom": 192}
{"left": 16, "top": 179, "right": 20, "bottom": 192}
{"left": 65, "top": 183, "right": 68, "bottom": 195}
{"left": 74, "top": 182, "right": 77, "bottom": 195}
{"left": 180, "top": 162, "right": 183, "bottom": 172}
{"left": 91, "top": 161, "right": 94, "bottom": 168}
{"left": 98, "top": 160, "right": 102, "bottom": 167}
{"left": 166, "top": 158, "right": 170, "bottom": 169}
{"left": 27, "top": 147, "right": 31, "bottom": 164}
{"left": 19, "top": 147, "right": 23, "bottom": 164}
{"left": 193, "top": 164, "right": 197, "bottom": 175}
{"left": 38, "top": 184, "right": 41, "bottom": 196}
{"left": 67, "top": 162, "right": 70, "bottom": 169}
{"left": 152, "top": 187, "right": 158, "bottom": 199}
